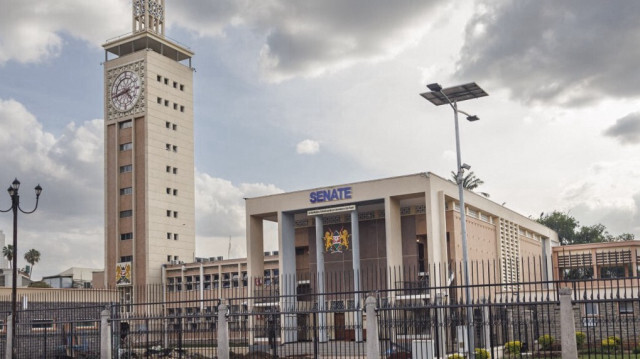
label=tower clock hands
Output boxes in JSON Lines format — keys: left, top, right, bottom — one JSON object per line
{"left": 112, "top": 88, "right": 131, "bottom": 99}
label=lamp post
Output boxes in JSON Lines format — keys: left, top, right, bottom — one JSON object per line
{"left": 420, "top": 82, "right": 487, "bottom": 358}
{"left": 0, "top": 178, "right": 42, "bottom": 358}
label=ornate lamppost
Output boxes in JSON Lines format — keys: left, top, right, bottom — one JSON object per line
{"left": 1, "top": 178, "right": 42, "bottom": 358}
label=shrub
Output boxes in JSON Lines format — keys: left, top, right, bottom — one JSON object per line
{"left": 575, "top": 331, "right": 586, "bottom": 348}
{"left": 633, "top": 345, "right": 640, "bottom": 355}
{"left": 475, "top": 348, "right": 490, "bottom": 359}
{"left": 538, "top": 334, "right": 554, "bottom": 350}
{"left": 601, "top": 336, "right": 621, "bottom": 352}
{"left": 447, "top": 354, "right": 465, "bottom": 359}
{"left": 505, "top": 341, "right": 522, "bottom": 354}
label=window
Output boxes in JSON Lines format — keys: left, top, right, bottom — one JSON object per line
{"left": 119, "top": 120, "right": 132, "bottom": 129}
{"left": 180, "top": 84, "right": 184, "bottom": 91}
{"left": 173, "top": 189, "right": 178, "bottom": 196}
{"left": 157, "top": 75, "right": 162, "bottom": 82}
{"left": 173, "top": 103, "right": 178, "bottom": 110}
{"left": 173, "top": 81, "right": 177, "bottom": 88}
{"left": 561, "top": 267, "right": 594, "bottom": 280}
{"left": 166, "top": 210, "right": 171, "bottom": 217}
{"left": 174, "top": 234, "right": 179, "bottom": 241}
{"left": 167, "top": 255, "right": 171, "bottom": 262}
{"left": 166, "top": 166, "right": 171, "bottom": 173}
{"left": 32, "top": 319, "right": 54, "bottom": 331}
{"left": 120, "top": 187, "right": 132, "bottom": 195}
{"left": 584, "top": 302, "right": 599, "bottom": 316}
{"left": 120, "top": 233, "right": 133, "bottom": 241}
{"left": 157, "top": 97, "right": 162, "bottom": 104}
{"left": 172, "top": 124, "right": 177, "bottom": 131}
{"left": 167, "top": 232, "right": 172, "bottom": 240}
{"left": 619, "top": 301, "right": 634, "bottom": 315}
{"left": 166, "top": 143, "right": 171, "bottom": 150}
{"left": 172, "top": 145, "right": 177, "bottom": 152}
{"left": 166, "top": 121, "right": 171, "bottom": 128}
{"left": 174, "top": 256, "right": 179, "bottom": 261}
{"left": 120, "top": 143, "right": 132, "bottom": 151}
{"left": 75, "top": 320, "right": 99, "bottom": 331}
{"left": 120, "top": 256, "right": 133, "bottom": 262}
{"left": 120, "top": 165, "right": 133, "bottom": 173}
{"left": 180, "top": 105, "right": 184, "bottom": 112}
{"left": 173, "top": 211, "right": 178, "bottom": 218}
{"left": 120, "top": 210, "right": 132, "bottom": 218}
{"left": 166, "top": 187, "right": 171, "bottom": 194}
{"left": 164, "top": 100, "right": 169, "bottom": 106}
{"left": 164, "top": 78, "right": 169, "bottom": 85}
{"left": 173, "top": 167, "right": 178, "bottom": 174}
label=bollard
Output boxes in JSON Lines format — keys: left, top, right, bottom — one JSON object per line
{"left": 365, "top": 296, "right": 379, "bottom": 359}
{"left": 559, "top": 287, "right": 578, "bottom": 359}
{"left": 101, "top": 309, "right": 111, "bottom": 359}
{"left": 218, "top": 300, "right": 230, "bottom": 359}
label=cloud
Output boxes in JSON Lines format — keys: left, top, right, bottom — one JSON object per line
{"left": 296, "top": 139, "right": 320, "bottom": 155}
{"left": 457, "top": 0, "right": 640, "bottom": 106}
{"left": 171, "top": 0, "right": 444, "bottom": 82}
{"left": 194, "top": 173, "right": 282, "bottom": 258}
{"left": 0, "top": 0, "right": 129, "bottom": 65}
{"left": 0, "top": 98, "right": 105, "bottom": 278}
{"left": 604, "top": 112, "right": 640, "bottom": 145}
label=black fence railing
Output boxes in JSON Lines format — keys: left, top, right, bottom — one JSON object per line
{"left": 4, "top": 255, "right": 640, "bottom": 358}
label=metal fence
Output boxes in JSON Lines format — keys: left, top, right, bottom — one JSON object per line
{"left": 4, "top": 256, "right": 640, "bottom": 358}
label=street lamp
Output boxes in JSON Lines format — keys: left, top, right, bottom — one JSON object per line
{"left": 1, "top": 178, "right": 42, "bottom": 359}
{"left": 420, "top": 82, "right": 488, "bottom": 358}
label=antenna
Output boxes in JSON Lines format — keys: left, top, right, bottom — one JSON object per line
{"left": 227, "top": 236, "right": 232, "bottom": 258}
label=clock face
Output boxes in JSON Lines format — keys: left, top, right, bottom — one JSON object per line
{"left": 110, "top": 71, "right": 141, "bottom": 112}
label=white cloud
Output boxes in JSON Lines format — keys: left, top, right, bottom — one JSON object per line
{"left": 296, "top": 139, "right": 320, "bottom": 155}
{"left": 604, "top": 112, "right": 640, "bottom": 145}
{"left": 0, "top": 0, "right": 129, "bottom": 65}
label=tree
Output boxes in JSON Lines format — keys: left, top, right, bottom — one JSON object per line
{"left": 450, "top": 171, "right": 490, "bottom": 198}
{"left": 537, "top": 211, "right": 579, "bottom": 245}
{"left": 2, "top": 245, "right": 13, "bottom": 268}
{"left": 24, "top": 249, "right": 41, "bottom": 279}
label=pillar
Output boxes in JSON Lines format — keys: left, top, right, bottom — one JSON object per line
{"left": 100, "top": 309, "right": 111, "bottom": 359}
{"left": 365, "top": 296, "right": 380, "bottom": 359}
{"left": 315, "top": 216, "right": 328, "bottom": 342}
{"left": 218, "top": 301, "right": 230, "bottom": 359}
{"left": 384, "top": 196, "right": 403, "bottom": 287}
{"left": 279, "top": 212, "right": 297, "bottom": 343}
{"left": 351, "top": 210, "right": 363, "bottom": 342}
{"left": 559, "top": 287, "right": 578, "bottom": 359}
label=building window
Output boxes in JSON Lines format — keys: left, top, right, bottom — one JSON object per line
{"left": 173, "top": 103, "right": 178, "bottom": 110}
{"left": 120, "top": 233, "right": 133, "bottom": 241}
{"left": 120, "top": 210, "right": 132, "bottom": 218}
{"left": 120, "top": 255, "right": 133, "bottom": 262}
{"left": 157, "top": 97, "right": 162, "bottom": 104}
{"left": 120, "top": 187, "right": 132, "bottom": 195}
{"left": 167, "top": 232, "right": 172, "bottom": 240}
{"left": 119, "top": 120, "right": 132, "bottom": 129}
{"left": 173, "top": 189, "right": 178, "bottom": 196}
{"left": 32, "top": 319, "right": 54, "bottom": 331}
{"left": 180, "top": 105, "right": 184, "bottom": 112}
{"left": 561, "top": 267, "right": 594, "bottom": 280}
{"left": 584, "top": 302, "right": 599, "bottom": 316}
{"left": 172, "top": 145, "right": 177, "bottom": 152}
{"left": 157, "top": 75, "right": 162, "bottom": 82}
{"left": 174, "top": 234, "right": 179, "bottom": 241}
{"left": 166, "top": 187, "right": 171, "bottom": 194}
{"left": 619, "top": 301, "right": 634, "bottom": 315}
{"left": 173, "top": 81, "right": 177, "bottom": 88}
{"left": 166, "top": 143, "right": 171, "bottom": 151}
{"left": 173, "top": 167, "right": 178, "bottom": 174}
{"left": 120, "top": 143, "right": 132, "bottom": 151}
{"left": 167, "top": 255, "right": 171, "bottom": 262}
{"left": 166, "top": 166, "right": 171, "bottom": 173}
{"left": 174, "top": 256, "right": 179, "bottom": 261}
{"left": 180, "top": 84, "right": 184, "bottom": 91}
{"left": 164, "top": 78, "right": 169, "bottom": 85}
{"left": 172, "top": 124, "right": 177, "bottom": 131}
{"left": 120, "top": 165, "right": 133, "bottom": 173}
{"left": 166, "top": 121, "right": 170, "bottom": 128}
{"left": 164, "top": 100, "right": 169, "bottom": 106}
{"left": 601, "top": 265, "right": 629, "bottom": 279}
{"left": 173, "top": 211, "right": 178, "bottom": 218}
{"left": 166, "top": 210, "right": 171, "bottom": 217}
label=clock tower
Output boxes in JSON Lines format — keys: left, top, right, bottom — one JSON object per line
{"left": 102, "top": 0, "right": 195, "bottom": 299}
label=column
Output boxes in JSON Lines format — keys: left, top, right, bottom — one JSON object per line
{"left": 279, "top": 212, "right": 297, "bottom": 343}
{"left": 384, "top": 196, "right": 403, "bottom": 287}
{"left": 350, "top": 210, "right": 363, "bottom": 342}
{"left": 315, "top": 216, "right": 328, "bottom": 342}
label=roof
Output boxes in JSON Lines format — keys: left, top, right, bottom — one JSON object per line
{"left": 42, "top": 267, "right": 100, "bottom": 281}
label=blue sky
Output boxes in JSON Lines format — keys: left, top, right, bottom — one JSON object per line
{"left": 0, "top": 0, "right": 639, "bottom": 279}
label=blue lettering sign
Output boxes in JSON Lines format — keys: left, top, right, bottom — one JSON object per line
{"left": 309, "top": 187, "right": 352, "bottom": 203}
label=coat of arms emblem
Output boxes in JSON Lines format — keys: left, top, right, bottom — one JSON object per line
{"left": 324, "top": 228, "right": 350, "bottom": 253}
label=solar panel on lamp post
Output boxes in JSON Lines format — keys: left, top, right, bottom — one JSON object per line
{"left": 420, "top": 82, "right": 488, "bottom": 359}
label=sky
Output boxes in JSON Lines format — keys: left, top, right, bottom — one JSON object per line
{"left": 0, "top": 0, "right": 638, "bottom": 280}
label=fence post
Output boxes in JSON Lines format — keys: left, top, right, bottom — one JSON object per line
{"left": 435, "top": 293, "right": 447, "bottom": 357}
{"left": 101, "top": 309, "right": 111, "bottom": 359}
{"left": 5, "top": 314, "right": 11, "bottom": 359}
{"left": 559, "top": 287, "right": 578, "bottom": 359}
{"left": 365, "top": 296, "right": 379, "bottom": 359}
{"left": 218, "top": 300, "right": 230, "bottom": 359}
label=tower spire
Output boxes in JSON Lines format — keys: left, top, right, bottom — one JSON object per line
{"left": 133, "top": 0, "right": 165, "bottom": 36}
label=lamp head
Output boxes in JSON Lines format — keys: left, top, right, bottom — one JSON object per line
{"left": 7, "top": 186, "right": 14, "bottom": 196}
{"left": 35, "top": 184, "right": 42, "bottom": 197}
{"left": 11, "top": 178, "right": 20, "bottom": 191}
{"left": 427, "top": 83, "right": 442, "bottom": 92}
{"left": 466, "top": 115, "right": 479, "bottom": 122}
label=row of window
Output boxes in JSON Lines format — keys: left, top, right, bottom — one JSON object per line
{"left": 167, "top": 187, "right": 178, "bottom": 196}
{"left": 166, "top": 269, "right": 281, "bottom": 292}
{"left": 166, "top": 143, "right": 178, "bottom": 152}
{"left": 157, "top": 97, "right": 185, "bottom": 112}
{"left": 560, "top": 264, "right": 635, "bottom": 280}
{"left": 167, "top": 210, "right": 179, "bottom": 218}
{"left": 157, "top": 75, "right": 185, "bottom": 91}
{"left": 166, "top": 121, "right": 177, "bottom": 131}
{"left": 166, "top": 166, "right": 178, "bottom": 174}
{"left": 120, "top": 255, "right": 133, "bottom": 262}
{"left": 0, "top": 319, "right": 98, "bottom": 332}
{"left": 167, "top": 232, "right": 179, "bottom": 241}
